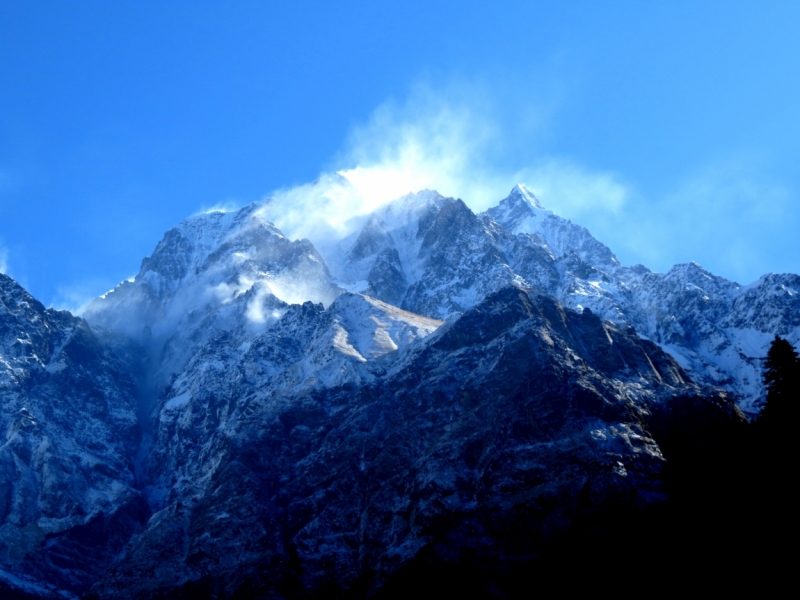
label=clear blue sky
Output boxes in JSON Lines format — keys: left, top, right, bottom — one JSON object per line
{"left": 2, "top": 1, "right": 799, "bottom": 308}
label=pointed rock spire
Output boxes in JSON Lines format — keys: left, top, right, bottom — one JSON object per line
{"left": 508, "top": 183, "right": 544, "bottom": 210}
{"left": 486, "top": 184, "right": 548, "bottom": 234}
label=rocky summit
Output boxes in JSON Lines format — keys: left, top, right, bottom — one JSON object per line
{"left": 0, "top": 183, "right": 796, "bottom": 598}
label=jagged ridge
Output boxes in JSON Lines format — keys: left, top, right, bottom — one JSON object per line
{"left": 1, "top": 178, "right": 797, "bottom": 597}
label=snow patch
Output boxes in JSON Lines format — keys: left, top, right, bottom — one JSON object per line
{"left": 164, "top": 392, "right": 191, "bottom": 411}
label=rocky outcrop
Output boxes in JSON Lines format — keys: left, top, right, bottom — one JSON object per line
{"left": 83, "top": 204, "right": 339, "bottom": 393}
{"left": 326, "top": 185, "right": 800, "bottom": 413}
{"left": 0, "top": 274, "right": 144, "bottom": 597}
{"left": 87, "top": 286, "right": 719, "bottom": 598}
{"left": 1, "top": 179, "right": 794, "bottom": 597}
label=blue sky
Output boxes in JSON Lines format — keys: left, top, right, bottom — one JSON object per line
{"left": 1, "top": 1, "right": 799, "bottom": 309}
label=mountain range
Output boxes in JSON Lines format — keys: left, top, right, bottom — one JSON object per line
{"left": 1, "top": 181, "right": 796, "bottom": 597}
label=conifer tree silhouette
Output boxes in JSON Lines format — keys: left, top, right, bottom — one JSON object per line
{"left": 761, "top": 335, "right": 799, "bottom": 431}
{"left": 747, "top": 335, "right": 799, "bottom": 579}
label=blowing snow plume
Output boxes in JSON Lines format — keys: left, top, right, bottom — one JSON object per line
{"left": 257, "top": 82, "right": 630, "bottom": 255}
{"left": 84, "top": 80, "right": 633, "bottom": 374}
{"left": 255, "top": 88, "right": 496, "bottom": 255}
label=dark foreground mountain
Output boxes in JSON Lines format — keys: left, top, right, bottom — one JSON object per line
{"left": 87, "top": 286, "right": 714, "bottom": 597}
{"left": 1, "top": 182, "right": 797, "bottom": 597}
{"left": 0, "top": 274, "right": 145, "bottom": 597}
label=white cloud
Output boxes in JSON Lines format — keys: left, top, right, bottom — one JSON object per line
{"left": 337, "top": 85, "right": 499, "bottom": 209}
{"left": 52, "top": 278, "right": 123, "bottom": 315}
{"left": 584, "top": 157, "right": 795, "bottom": 283}
{"left": 259, "top": 81, "right": 630, "bottom": 250}
{"left": 256, "top": 83, "right": 504, "bottom": 251}
{"left": 197, "top": 199, "right": 241, "bottom": 215}
{"left": 519, "top": 160, "right": 629, "bottom": 217}
{"left": 264, "top": 81, "right": 794, "bottom": 286}
{"left": 0, "top": 246, "right": 8, "bottom": 275}
{"left": 258, "top": 174, "right": 368, "bottom": 248}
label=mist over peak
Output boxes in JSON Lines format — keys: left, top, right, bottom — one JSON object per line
{"left": 3, "top": 148, "right": 799, "bottom": 598}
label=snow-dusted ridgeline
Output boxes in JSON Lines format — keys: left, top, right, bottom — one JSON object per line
{"left": 320, "top": 183, "right": 799, "bottom": 413}
{"left": 1, "top": 176, "right": 797, "bottom": 597}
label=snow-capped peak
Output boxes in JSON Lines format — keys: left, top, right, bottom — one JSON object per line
{"left": 486, "top": 185, "right": 551, "bottom": 236}
{"left": 510, "top": 183, "right": 545, "bottom": 210}
{"left": 82, "top": 200, "right": 339, "bottom": 385}
{"left": 136, "top": 202, "right": 284, "bottom": 286}
{"left": 325, "top": 189, "right": 448, "bottom": 285}
{"left": 370, "top": 189, "right": 448, "bottom": 234}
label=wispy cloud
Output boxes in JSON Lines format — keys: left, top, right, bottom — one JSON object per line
{"left": 337, "top": 83, "right": 499, "bottom": 209}
{"left": 520, "top": 160, "right": 629, "bottom": 217}
{"left": 52, "top": 278, "right": 126, "bottom": 315}
{"left": 587, "top": 156, "right": 795, "bottom": 283}
{"left": 197, "top": 199, "right": 241, "bottom": 215}
{"left": 259, "top": 80, "right": 630, "bottom": 249}
{"left": 257, "top": 82, "right": 504, "bottom": 250}
{"left": 337, "top": 81, "right": 629, "bottom": 216}
{"left": 0, "top": 246, "right": 8, "bottom": 275}
{"left": 257, "top": 81, "right": 796, "bottom": 285}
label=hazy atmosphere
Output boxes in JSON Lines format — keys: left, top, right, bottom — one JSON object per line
{"left": 2, "top": 1, "right": 799, "bottom": 309}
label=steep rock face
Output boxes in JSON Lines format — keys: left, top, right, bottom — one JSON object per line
{"left": 144, "top": 293, "right": 443, "bottom": 516}
{"left": 401, "top": 198, "right": 524, "bottom": 319}
{"left": 724, "top": 273, "right": 800, "bottom": 333}
{"left": 327, "top": 184, "right": 799, "bottom": 411}
{"left": 0, "top": 274, "right": 144, "bottom": 597}
{"left": 327, "top": 189, "right": 448, "bottom": 289}
{"left": 90, "top": 286, "right": 707, "bottom": 598}
{"left": 327, "top": 185, "right": 627, "bottom": 324}
{"left": 487, "top": 184, "right": 619, "bottom": 271}
{"left": 89, "top": 293, "right": 443, "bottom": 597}
{"left": 83, "top": 205, "right": 338, "bottom": 392}
{"left": 329, "top": 191, "right": 536, "bottom": 319}
{"left": 366, "top": 248, "right": 407, "bottom": 306}
{"left": 2, "top": 176, "right": 789, "bottom": 596}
